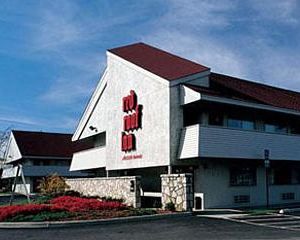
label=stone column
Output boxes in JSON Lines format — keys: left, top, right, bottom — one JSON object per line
{"left": 161, "top": 173, "right": 193, "bottom": 211}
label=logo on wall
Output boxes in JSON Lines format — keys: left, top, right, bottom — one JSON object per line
{"left": 121, "top": 90, "right": 142, "bottom": 153}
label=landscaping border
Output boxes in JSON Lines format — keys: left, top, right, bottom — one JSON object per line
{"left": 0, "top": 212, "right": 192, "bottom": 229}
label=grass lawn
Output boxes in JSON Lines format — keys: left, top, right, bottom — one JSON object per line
{"left": 244, "top": 208, "right": 278, "bottom": 215}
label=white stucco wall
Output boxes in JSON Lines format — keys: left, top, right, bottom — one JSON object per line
{"left": 195, "top": 162, "right": 266, "bottom": 208}
{"left": 74, "top": 52, "right": 172, "bottom": 171}
{"left": 195, "top": 161, "right": 300, "bottom": 208}
{"left": 105, "top": 54, "right": 171, "bottom": 170}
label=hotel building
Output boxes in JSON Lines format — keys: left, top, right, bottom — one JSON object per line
{"left": 70, "top": 43, "right": 300, "bottom": 209}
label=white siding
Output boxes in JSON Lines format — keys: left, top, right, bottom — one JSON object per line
{"left": 178, "top": 125, "right": 199, "bottom": 159}
{"left": 179, "top": 124, "right": 300, "bottom": 161}
{"left": 4, "top": 133, "right": 22, "bottom": 163}
{"left": 1, "top": 166, "right": 18, "bottom": 178}
{"left": 200, "top": 126, "right": 300, "bottom": 160}
{"left": 180, "top": 85, "right": 201, "bottom": 105}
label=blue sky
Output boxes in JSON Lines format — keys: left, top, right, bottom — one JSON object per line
{"left": 0, "top": 0, "right": 299, "bottom": 133}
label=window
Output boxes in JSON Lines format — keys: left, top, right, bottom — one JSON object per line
{"left": 271, "top": 167, "right": 292, "bottom": 185}
{"left": 209, "top": 113, "right": 223, "bottom": 126}
{"left": 94, "top": 132, "right": 106, "bottom": 147}
{"left": 234, "top": 195, "right": 250, "bottom": 203}
{"left": 230, "top": 167, "right": 256, "bottom": 186}
{"left": 281, "top": 192, "right": 295, "bottom": 200}
{"left": 265, "top": 124, "right": 288, "bottom": 134}
{"left": 227, "top": 118, "right": 255, "bottom": 130}
{"left": 291, "top": 126, "right": 300, "bottom": 135}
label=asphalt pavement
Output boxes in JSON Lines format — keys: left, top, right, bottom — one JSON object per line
{"left": 0, "top": 215, "right": 300, "bottom": 240}
{"left": 230, "top": 213, "right": 300, "bottom": 231}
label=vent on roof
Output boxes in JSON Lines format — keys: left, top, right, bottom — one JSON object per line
{"left": 234, "top": 195, "right": 250, "bottom": 204}
{"left": 281, "top": 192, "right": 295, "bottom": 200}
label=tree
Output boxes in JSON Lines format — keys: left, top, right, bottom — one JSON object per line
{"left": 0, "top": 127, "right": 11, "bottom": 164}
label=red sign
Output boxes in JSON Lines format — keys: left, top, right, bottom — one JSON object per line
{"left": 121, "top": 90, "right": 142, "bottom": 152}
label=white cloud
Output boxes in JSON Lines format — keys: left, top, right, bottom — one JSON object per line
{"left": 142, "top": 0, "right": 249, "bottom": 79}
{"left": 163, "top": 0, "right": 236, "bottom": 28}
{"left": 0, "top": 115, "right": 38, "bottom": 126}
{"left": 141, "top": 0, "right": 300, "bottom": 91}
{"left": 143, "top": 30, "right": 248, "bottom": 77}
{"left": 40, "top": 75, "right": 95, "bottom": 104}
{"left": 251, "top": 0, "right": 299, "bottom": 24}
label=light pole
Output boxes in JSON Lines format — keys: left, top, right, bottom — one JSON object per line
{"left": 264, "top": 149, "right": 270, "bottom": 208}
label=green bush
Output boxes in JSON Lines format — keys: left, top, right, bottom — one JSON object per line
{"left": 64, "top": 190, "right": 81, "bottom": 197}
{"left": 165, "top": 201, "right": 176, "bottom": 211}
{"left": 37, "top": 174, "right": 70, "bottom": 197}
{"left": 6, "top": 211, "right": 72, "bottom": 222}
{"left": 133, "top": 208, "right": 157, "bottom": 216}
{"left": 100, "top": 196, "right": 124, "bottom": 203}
{"left": 33, "top": 195, "right": 53, "bottom": 204}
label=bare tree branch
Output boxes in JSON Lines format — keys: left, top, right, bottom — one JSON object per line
{"left": 0, "top": 127, "right": 11, "bottom": 160}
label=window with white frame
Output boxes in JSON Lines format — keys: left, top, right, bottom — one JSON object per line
{"left": 230, "top": 166, "right": 257, "bottom": 186}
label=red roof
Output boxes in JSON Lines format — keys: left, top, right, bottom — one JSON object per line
{"left": 12, "top": 130, "right": 89, "bottom": 158}
{"left": 108, "top": 42, "right": 209, "bottom": 81}
{"left": 203, "top": 73, "right": 300, "bottom": 111}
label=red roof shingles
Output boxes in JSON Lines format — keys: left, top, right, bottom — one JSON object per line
{"left": 108, "top": 42, "right": 209, "bottom": 81}
{"left": 210, "top": 73, "right": 300, "bottom": 112}
{"left": 12, "top": 130, "right": 88, "bottom": 158}
{"left": 109, "top": 42, "right": 300, "bottom": 112}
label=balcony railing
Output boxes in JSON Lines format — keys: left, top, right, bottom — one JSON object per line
{"left": 178, "top": 124, "right": 300, "bottom": 160}
{"left": 1, "top": 165, "right": 87, "bottom": 178}
{"left": 70, "top": 146, "right": 106, "bottom": 171}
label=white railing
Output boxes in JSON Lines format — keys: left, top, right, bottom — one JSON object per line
{"left": 1, "top": 165, "right": 87, "bottom": 178}
{"left": 70, "top": 146, "right": 106, "bottom": 171}
{"left": 179, "top": 124, "right": 300, "bottom": 160}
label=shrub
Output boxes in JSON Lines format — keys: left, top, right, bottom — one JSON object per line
{"left": 64, "top": 190, "right": 81, "bottom": 197}
{"left": 165, "top": 201, "right": 176, "bottom": 211}
{"left": 0, "top": 204, "right": 66, "bottom": 221}
{"left": 6, "top": 211, "right": 72, "bottom": 222}
{"left": 37, "top": 174, "right": 70, "bottom": 197}
{"left": 50, "top": 196, "right": 127, "bottom": 212}
{"left": 133, "top": 209, "right": 157, "bottom": 216}
{"left": 33, "top": 195, "right": 53, "bottom": 204}
{"left": 100, "top": 196, "right": 124, "bottom": 203}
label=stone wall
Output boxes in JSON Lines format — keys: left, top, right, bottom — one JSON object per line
{"left": 161, "top": 173, "right": 193, "bottom": 211}
{"left": 66, "top": 176, "right": 141, "bottom": 208}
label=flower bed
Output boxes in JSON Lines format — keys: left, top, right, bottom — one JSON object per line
{"left": 0, "top": 196, "right": 159, "bottom": 222}
{"left": 50, "top": 196, "right": 126, "bottom": 212}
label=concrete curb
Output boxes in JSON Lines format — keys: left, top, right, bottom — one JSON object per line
{"left": 0, "top": 212, "right": 192, "bottom": 229}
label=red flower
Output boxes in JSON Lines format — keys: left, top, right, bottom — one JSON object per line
{"left": 0, "top": 204, "right": 65, "bottom": 221}
{"left": 50, "top": 196, "right": 126, "bottom": 212}
{"left": 0, "top": 196, "right": 128, "bottom": 222}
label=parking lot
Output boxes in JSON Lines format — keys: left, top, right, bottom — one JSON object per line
{"left": 1, "top": 215, "right": 300, "bottom": 240}
{"left": 230, "top": 213, "right": 300, "bottom": 231}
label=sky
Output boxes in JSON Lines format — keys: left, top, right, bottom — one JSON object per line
{"left": 0, "top": 0, "right": 299, "bottom": 134}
